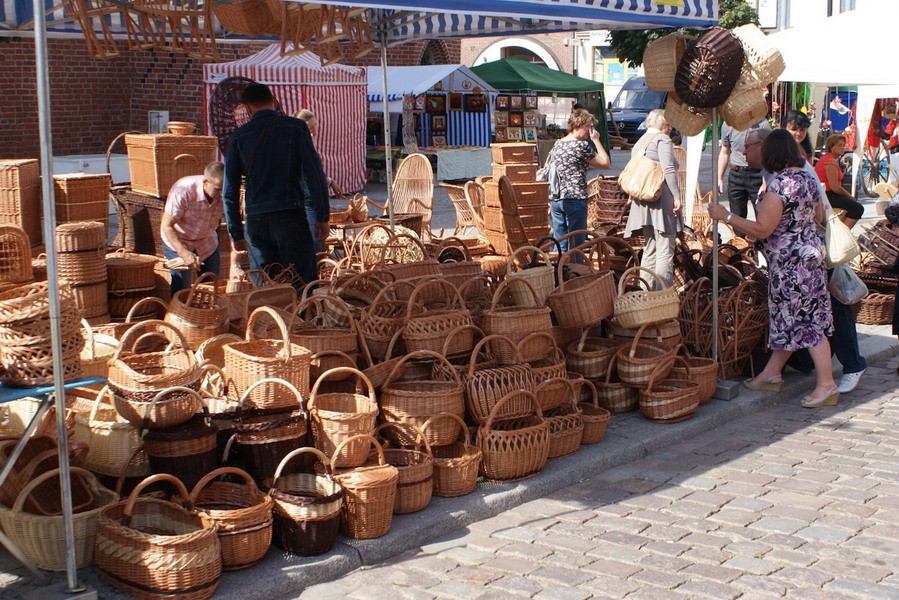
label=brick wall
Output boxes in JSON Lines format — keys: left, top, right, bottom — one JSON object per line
{"left": 460, "top": 32, "right": 571, "bottom": 72}
{"left": 0, "top": 37, "right": 459, "bottom": 160}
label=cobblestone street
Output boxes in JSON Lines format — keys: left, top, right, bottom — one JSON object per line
{"left": 300, "top": 359, "right": 899, "bottom": 600}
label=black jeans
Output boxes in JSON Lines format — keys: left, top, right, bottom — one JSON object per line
{"left": 727, "top": 167, "right": 764, "bottom": 236}
{"left": 245, "top": 208, "right": 315, "bottom": 290}
{"left": 788, "top": 282, "right": 867, "bottom": 375}
{"left": 826, "top": 190, "right": 865, "bottom": 220}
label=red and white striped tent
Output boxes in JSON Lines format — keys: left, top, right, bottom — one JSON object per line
{"left": 203, "top": 44, "right": 367, "bottom": 193}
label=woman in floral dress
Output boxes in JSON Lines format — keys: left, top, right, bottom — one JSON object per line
{"left": 709, "top": 129, "right": 838, "bottom": 407}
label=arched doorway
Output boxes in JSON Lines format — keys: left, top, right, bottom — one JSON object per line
{"left": 420, "top": 40, "right": 449, "bottom": 65}
{"left": 473, "top": 38, "right": 560, "bottom": 70}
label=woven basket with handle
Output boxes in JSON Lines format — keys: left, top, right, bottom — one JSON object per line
{"left": 639, "top": 356, "right": 701, "bottom": 423}
{"left": 331, "top": 435, "right": 399, "bottom": 539}
{"left": 420, "top": 412, "right": 482, "bottom": 498}
{"left": 614, "top": 266, "right": 680, "bottom": 329}
{"left": 476, "top": 390, "right": 550, "bottom": 482}
{"left": 309, "top": 367, "right": 379, "bottom": 469}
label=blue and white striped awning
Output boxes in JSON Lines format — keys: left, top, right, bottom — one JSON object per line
{"left": 366, "top": 64, "right": 495, "bottom": 102}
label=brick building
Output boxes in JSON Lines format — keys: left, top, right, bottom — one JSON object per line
{"left": 0, "top": 37, "right": 459, "bottom": 160}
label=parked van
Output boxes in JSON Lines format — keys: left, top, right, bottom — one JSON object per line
{"left": 606, "top": 76, "right": 668, "bottom": 144}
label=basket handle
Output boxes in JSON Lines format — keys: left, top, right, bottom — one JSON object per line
{"left": 646, "top": 355, "right": 691, "bottom": 395}
{"left": 140, "top": 386, "right": 206, "bottom": 431}
{"left": 441, "top": 324, "right": 485, "bottom": 358}
{"left": 369, "top": 278, "right": 417, "bottom": 305}
{"left": 114, "top": 319, "right": 195, "bottom": 363}
{"left": 198, "top": 362, "right": 230, "bottom": 401}
{"left": 81, "top": 318, "right": 96, "bottom": 360}
{"left": 627, "top": 322, "right": 664, "bottom": 358}
{"left": 299, "top": 280, "right": 332, "bottom": 303}
{"left": 517, "top": 331, "right": 560, "bottom": 363}
{"left": 420, "top": 412, "right": 471, "bottom": 446}
{"left": 87, "top": 385, "right": 116, "bottom": 424}
{"left": 290, "top": 294, "right": 357, "bottom": 333}
{"left": 125, "top": 296, "right": 169, "bottom": 322}
{"left": 438, "top": 237, "right": 474, "bottom": 261}
{"left": 272, "top": 446, "right": 331, "bottom": 482}
{"left": 555, "top": 248, "right": 596, "bottom": 292}
{"left": 506, "top": 245, "right": 551, "bottom": 275}
{"left": 11, "top": 467, "right": 99, "bottom": 513}
{"left": 188, "top": 272, "right": 219, "bottom": 306}
{"left": 482, "top": 390, "right": 542, "bottom": 434}
{"left": 384, "top": 350, "right": 463, "bottom": 389}
{"left": 536, "top": 235, "right": 564, "bottom": 259}
{"left": 383, "top": 328, "right": 404, "bottom": 361}
{"left": 373, "top": 421, "right": 432, "bottom": 457}
{"left": 173, "top": 153, "right": 199, "bottom": 165}
{"left": 490, "top": 276, "right": 540, "bottom": 311}
{"left": 238, "top": 377, "right": 306, "bottom": 416}
{"left": 330, "top": 434, "right": 384, "bottom": 471}
{"left": 245, "top": 306, "right": 293, "bottom": 360}
{"left": 123, "top": 473, "right": 193, "bottom": 524}
{"left": 604, "top": 353, "right": 619, "bottom": 385}
{"left": 467, "top": 334, "right": 523, "bottom": 377}
{"left": 189, "top": 466, "right": 258, "bottom": 504}
{"left": 617, "top": 266, "right": 666, "bottom": 296}
{"left": 113, "top": 444, "right": 147, "bottom": 497}
{"left": 577, "top": 378, "right": 599, "bottom": 410}
{"left": 405, "top": 277, "right": 467, "bottom": 318}
{"left": 575, "top": 323, "right": 605, "bottom": 352}
{"left": 309, "top": 367, "right": 376, "bottom": 410}
{"left": 535, "top": 377, "right": 578, "bottom": 410}
{"left": 311, "top": 350, "right": 357, "bottom": 372}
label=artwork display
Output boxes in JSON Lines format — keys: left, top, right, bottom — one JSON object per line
{"left": 494, "top": 127, "right": 508, "bottom": 142}
{"left": 524, "top": 112, "right": 539, "bottom": 127}
{"left": 509, "top": 112, "right": 523, "bottom": 126}
{"left": 495, "top": 95, "right": 510, "bottom": 111}
{"left": 414, "top": 94, "right": 426, "bottom": 111}
{"left": 506, "top": 127, "right": 522, "bottom": 141}
{"left": 448, "top": 93, "right": 463, "bottom": 111}
{"left": 510, "top": 95, "right": 523, "bottom": 110}
{"left": 431, "top": 115, "right": 447, "bottom": 130}
{"left": 432, "top": 135, "right": 447, "bottom": 147}
{"left": 464, "top": 93, "right": 488, "bottom": 113}
{"left": 494, "top": 112, "right": 509, "bottom": 127}
{"left": 525, "top": 95, "right": 538, "bottom": 110}
{"left": 426, "top": 94, "right": 446, "bottom": 113}
{"left": 524, "top": 127, "right": 538, "bottom": 142}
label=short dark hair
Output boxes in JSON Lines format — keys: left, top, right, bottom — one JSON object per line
{"left": 762, "top": 128, "right": 806, "bottom": 173}
{"left": 242, "top": 83, "right": 274, "bottom": 107}
{"left": 781, "top": 110, "right": 811, "bottom": 130}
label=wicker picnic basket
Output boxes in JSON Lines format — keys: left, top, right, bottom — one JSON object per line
{"left": 476, "top": 390, "right": 550, "bottom": 482}
{"left": 223, "top": 306, "right": 312, "bottom": 409}
{"left": 267, "top": 447, "right": 344, "bottom": 556}
{"left": 639, "top": 356, "right": 701, "bottom": 423}
{"left": 506, "top": 245, "right": 554, "bottom": 306}
{"left": 674, "top": 27, "right": 744, "bottom": 108}
{"left": 372, "top": 422, "right": 433, "bottom": 514}
{"left": 95, "top": 474, "right": 222, "bottom": 600}
{"left": 614, "top": 266, "right": 680, "bottom": 329}
{"left": 73, "top": 386, "right": 150, "bottom": 478}
{"left": 547, "top": 250, "right": 616, "bottom": 328}
{"left": 380, "top": 350, "right": 465, "bottom": 447}
{"left": 0, "top": 467, "right": 117, "bottom": 571}
{"left": 566, "top": 325, "right": 620, "bottom": 380}
{"left": 616, "top": 323, "right": 677, "bottom": 387}
{"left": 644, "top": 33, "right": 693, "bottom": 92}
{"left": 464, "top": 335, "right": 537, "bottom": 424}
{"left": 669, "top": 347, "right": 718, "bottom": 405}
{"left": 595, "top": 354, "right": 640, "bottom": 413}
{"left": 309, "top": 367, "right": 379, "bottom": 469}
{"left": 543, "top": 383, "right": 584, "bottom": 460}
{"left": 190, "top": 467, "right": 273, "bottom": 571}
{"left": 0, "top": 225, "right": 33, "bottom": 284}
{"left": 420, "top": 412, "right": 481, "bottom": 497}
{"left": 107, "top": 320, "right": 202, "bottom": 428}
{"left": 482, "top": 278, "right": 552, "bottom": 362}
{"left": 576, "top": 379, "right": 611, "bottom": 444}
{"left": 855, "top": 293, "right": 893, "bottom": 325}
{"left": 167, "top": 273, "right": 229, "bottom": 351}
{"left": 331, "top": 435, "right": 399, "bottom": 539}
{"left": 403, "top": 277, "right": 474, "bottom": 356}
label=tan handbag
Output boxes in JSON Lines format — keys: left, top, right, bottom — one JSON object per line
{"left": 823, "top": 198, "right": 859, "bottom": 268}
{"left": 618, "top": 135, "right": 665, "bottom": 202}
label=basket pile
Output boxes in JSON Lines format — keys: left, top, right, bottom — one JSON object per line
{"left": 56, "top": 221, "right": 108, "bottom": 319}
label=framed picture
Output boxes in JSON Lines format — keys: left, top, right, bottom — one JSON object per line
{"left": 494, "top": 112, "right": 509, "bottom": 127}
{"left": 426, "top": 94, "right": 446, "bottom": 113}
{"left": 525, "top": 95, "right": 538, "bottom": 110}
{"left": 509, "top": 112, "right": 523, "bottom": 126}
{"left": 506, "top": 127, "right": 522, "bottom": 141}
{"left": 448, "top": 93, "right": 463, "bottom": 111}
{"left": 510, "top": 95, "right": 523, "bottom": 110}
{"left": 403, "top": 95, "right": 415, "bottom": 111}
{"left": 464, "top": 93, "right": 488, "bottom": 113}
{"left": 495, "top": 95, "right": 510, "bottom": 111}
{"left": 431, "top": 114, "right": 447, "bottom": 131}
{"left": 524, "top": 127, "right": 538, "bottom": 143}
{"left": 494, "top": 127, "right": 508, "bottom": 142}
{"left": 432, "top": 134, "right": 447, "bottom": 147}
{"left": 523, "top": 112, "right": 539, "bottom": 127}
{"left": 414, "top": 94, "right": 426, "bottom": 111}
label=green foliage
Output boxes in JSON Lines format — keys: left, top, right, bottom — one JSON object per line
{"left": 608, "top": 0, "right": 759, "bottom": 68}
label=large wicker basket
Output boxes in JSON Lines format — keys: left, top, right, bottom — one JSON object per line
{"left": 331, "top": 435, "right": 399, "bottom": 540}
{"left": 482, "top": 277, "right": 553, "bottom": 362}
{"left": 639, "top": 356, "right": 701, "bottom": 423}
{"left": 476, "top": 390, "right": 550, "bottom": 482}
{"left": 372, "top": 422, "right": 434, "bottom": 514}
{"left": 644, "top": 33, "right": 693, "bottom": 92}
{"left": 464, "top": 335, "right": 537, "bottom": 424}
{"left": 403, "top": 277, "right": 474, "bottom": 356}
{"left": 125, "top": 134, "right": 217, "bottom": 197}
{"left": 420, "top": 412, "right": 482, "bottom": 498}
{"left": 615, "top": 323, "right": 677, "bottom": 388}
{"left": 546, "top": 250, "right": 616, "bottom": 329}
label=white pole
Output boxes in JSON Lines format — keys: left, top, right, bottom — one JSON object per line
{"left": 710, "top": 108, "right": 719, "bottom": 362}
{"left": 379, "top": 31, "right": 395, "bottom": 231}
{"left": 32, "top": 0, "right": 80, "bottom": 591}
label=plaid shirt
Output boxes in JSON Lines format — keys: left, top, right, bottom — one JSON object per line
{"left": 161, "top": 175, "right": 223, "bottom": 260}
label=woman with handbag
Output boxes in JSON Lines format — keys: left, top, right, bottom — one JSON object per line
{"left": 623, "top": 109, "right": 682, "bottom": 288}
{"left": 708, "top": 129, "right": 838, "bottom": 407}
{"left": 549, "top": 108, "right": 611, "bottom": 252}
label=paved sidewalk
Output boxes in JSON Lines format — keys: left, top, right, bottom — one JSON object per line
{"left": 300, "top": 357, "right": 899, "bottom": 600}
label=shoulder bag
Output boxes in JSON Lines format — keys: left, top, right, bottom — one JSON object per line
{"left": 618, "top": 135, "right": 665, "bottom": 202}
{"left": 536, "top": 142, "right": 561, "bottom": 200}
{"left": 821, "top": 194, "right": 860, "bottom": 268}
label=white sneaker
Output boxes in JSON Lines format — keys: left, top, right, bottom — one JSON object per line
{"left": 837, "top": 369, "right": 866, "bottom": 393}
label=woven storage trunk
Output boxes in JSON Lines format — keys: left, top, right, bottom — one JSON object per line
{"left": 484, "top": 206, "right": 548, "bottom": 232}
{"left": 490, "top": 143, "right": 536, "bottom": 165}
{"left": 484, "top": 181, "right": 501, "bottom": 209}
{"left": 421, "top": 413, "right": 482, "bottom": 497}
{"left": 476, "top": 390, "right": 549, "bottom": 482}
{"left": 513, "top": 181, "right": 550, "bottom": 207}
{"left": 53, "top": 173, "right": 110, "bottom": 227}
{"left": 492, "top": 163, "right": 537, "bottom": 181}
{"left": 0, "top": 159, "right": 41, "bottom": 246}
{"left": 125, "top": 134, "right": 217, "bottom": 197}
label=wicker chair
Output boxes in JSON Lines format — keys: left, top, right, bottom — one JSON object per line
{"left": 390, "top": 153, "right": 434, "bottom": 238}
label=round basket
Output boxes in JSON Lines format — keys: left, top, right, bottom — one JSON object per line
{"left": 372, "top": 422, "right": 433, "bottom": 514}
{"left": 609, "top": 317, "right": 681, "bottom": 350}
{"left": 543, "top": 389, "right": 584, "bottom": 460}
{"left": 267, "top": 447, "right": 345, "bottom": 556}
{"left": 576, "top": 379, "right": 611, "bottom": 444}
{"left": 331, "top": 435, "right": 399, "bottom": 540}
{"left": 615, "top": 323, "right": 677, "bottom": 388}
{"left": 403, "top": 277, "right": 474, "bottom": 356}
{"left": 73, "top": 386, "right": 150, "bottom": 478}
{"left": 665, "top": 93, "right": 713, "bottom": 138}
{"left": 721, "top": 70, "right": 769, "bottom": 132}
{"left": 283, "top": 294, "right": 361, "bottom": 365}
{"left": 644, "top": 33, "right": 694, "bottom": 92}
{"left": 506, "top": 245, "right": 554, "bottom": 306}
{"left": 167, "top": 121, "right": 196, "bottom": 135}
{"left": 731, "top": 23, "right": 785, "bottom": 84}
{"left": 309, "top": 367, "right": 379, "bottom": 469}
{"left": 106, "top": 249, "right": 157, "bottom": 291}
{"left": 420, "top": 413, "right": 482, "bottom": 498}
{"left": 566, "top": 325, "right": 620, "bottom": 380}
{"left": 167, "top": 272, "right": 229, "bottom": 351}
{"left": 546, "top": 249, "right": 616, "bottom": 329}
{"left": 476, "top": 390, "right": 550, "bottom": 482}
{"left": 358, "top": 280, "right": 416, "bottom": 362}
{"left": 464, "top": 334, "right": 537, "bottom": 424}
{"left": 190, "top": 467, "right": 273, "bottom": 571}
{"left": 594, "top": 354, "right": 640, "bottom": 413}
{"left": 613, "top": 266, "right": 680, "bottom": 330}
{"left": 674, "top": 27, "right": 744, "bottom": 108}
{"left": 482, "top": 277, "right": 552, "bottom": 362}
{"left": 669, "top": 348, "right": 718, "bottom": 405}
{"left": 639, "top": 356, "right": 701, "bottom": 423}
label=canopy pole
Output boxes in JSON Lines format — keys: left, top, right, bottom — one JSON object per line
{"left": 710, "top": 108, "right": 720, "bottom": 362}
{"left": 379, "top": 30, "right": 395, "bottom": 232}
{"left": 33, "top": 0, "right": 81, "bottom": 592}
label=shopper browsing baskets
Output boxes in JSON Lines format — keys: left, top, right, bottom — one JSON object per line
{"left": 708, "top": 129, "right": 838, "bottom": 408}
{"left": 623, "top": 109, "right": 683, "bottom": 289}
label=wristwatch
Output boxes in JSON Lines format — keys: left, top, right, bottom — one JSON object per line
{"left": 725, "top": 213, "right": 734, "bottom": 224}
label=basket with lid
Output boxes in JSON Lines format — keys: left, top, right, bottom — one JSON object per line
{"left": 331, "top": 435, "right": 399, "bottom": 539}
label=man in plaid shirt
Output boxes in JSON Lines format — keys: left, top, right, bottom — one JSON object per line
{"left": 161, "top": 161, "right": 225, "bottom": 295}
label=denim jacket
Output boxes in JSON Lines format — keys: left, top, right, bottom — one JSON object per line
{"left": 223, "top": 109, "right": 329, "bottom": 242}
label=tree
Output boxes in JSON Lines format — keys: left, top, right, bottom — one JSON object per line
{"left": 608, "top": 0, "right": 759, "bottom": 68}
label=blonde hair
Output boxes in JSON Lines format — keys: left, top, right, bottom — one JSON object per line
{"left": 204, "top": 161, "right": 224, "bottom": 182}
{"left": 293, "top": 109, "right": 314, "bottom": 122}
{"left": 567, "top": 108, "right": 596, "bottom": 133}
{"left": 824, "top": 134, "right": 846, "bottom": 152}
{"left": 644, "top": 109, "right": 667, "bottom": 130}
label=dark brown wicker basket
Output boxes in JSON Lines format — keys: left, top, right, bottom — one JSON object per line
{"left": 675, "top": 27, "right": 744, "bottom": 109}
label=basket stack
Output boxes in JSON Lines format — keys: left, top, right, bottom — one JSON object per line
{"left": 106, "top": 249, "right": 159, "bottom": 320}
{"left": 485, "top": 143, "right": 549, "bottom": 252}
{"left": 0, "top": 159, "right": 42, "bottom": 246}
{"left": 587, "top": 176, "right": 630, "bottom": 228}
{"left": 53, "top": 173, "right": 111, "bottom": 231}
{"left": 56, "top": 221, "right": 108, "bottom": 319}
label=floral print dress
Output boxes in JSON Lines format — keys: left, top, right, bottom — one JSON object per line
{"left": 758, "top": 168, "right": 833, "bottom": 351}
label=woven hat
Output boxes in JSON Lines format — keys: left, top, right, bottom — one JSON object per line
{"left": 675, "top": 27, "right": 745, "bottom": 109}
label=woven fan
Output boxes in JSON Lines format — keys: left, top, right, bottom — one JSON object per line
{"left": 209, "top": 76, "right": 284, "bottom": 157}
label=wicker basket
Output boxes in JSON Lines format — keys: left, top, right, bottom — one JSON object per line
{"left": 167, "top": 273, "right": 229, "bottom": 351}
{"left": 0, "top": 159, "right": 41, "bottom": 246}
{"left": 309, "top": 367, "right": 379, "bottom": 469}
{"left": 855, "top": 293, "right": 893, "bottom": 325}
{"left": 213, "top": 0, "right": 277, "bottom": 36}
{"left": 547, "top": 250, "right": 616, "bottom": 329}
{"left": 639, "top": 356, "right": 701, "bottom": 423}
{"left": 615, "top": 323, "right": 677, "bottom": 387}
{"left": 403, "top": 277, "right": 474, "bottom": 356}
{"left": 125, "top": 134, "right": 217, "bottom": 197}
{"left": 674, "top": 27, "right": 744, "bottom": 109}
{"left": 190, "top": 467, "right": 273, "bottom": 571}
{"left": 669, "top": 348, "right": 718, "bottom": 405}
{"left": 420, "top": 412, "right": 482, "bottom": 498}
{"left": 281, "top": 294, "right": 362, "bottom": 369}
{"left": 0, "top": 225, "right": 33, "bottom": 284}
{"left": 464, "top": 334, "right": 537, "bottom": 424}
{"left": 167, "top": 121, "right": 196, "bottom": 136}
{"left": 721, "top": 70, "right": 769, "bottom": 132}
{"left": 644, "top": 33, "right": 693, "bottom": 92}
{"left": 95, "top": 474, "right": 222, "bottom": 600}
{"left": 331, "top": 435, "right": 399, "bottom": 539}
{"left": 267, "top": 447, "right": 345, "bottom": 557}
{"left": 665, "top": 93, "right": 713, "bottom": 138}
{"left": 224, "top": 306, "right": 312, "bottom": 409}
{"left": 372, "top": 422, "right": 433, "bottom": 514}
{"left": 359, "top": 280, "right": 416, "bottom": 361}
{"left": 609, "top": 317, "right": 682, "bottom": 350}
{"left": 543, "top": 391, "right": 584, "bottom": 460}
{"left": 506, "top": 245, "right": 554, "bottom": 306}
{"left": 80, "top": 319, "right": 119, "bottom": 380}
{"left": 566, "top": 326, "right": 620, "bottom": 380}
{"left": 731, "top": 23, "right": 786, "bottom": 84}
{"left": 483, "top": 277, "right": 553, "bottom": 362}
{"left": 614, "top": 266, "right": 680, "bottom": 329}
{"left": 577, "top": 379, "right": 611, "bottom": 444}
{"left": 73, "top": 386, "right": 150, "bottom": 478}
{"left": 53, "top": 173, "right": 110, "bottom": 226}
{"left": 476, "top": 390, "right": 549, "bottom": 482}
{"left": 490, "top": 143, "right": 536, "bottom": 165}
{"left": 594, "top": 354, "right": 640, "bottom": 413}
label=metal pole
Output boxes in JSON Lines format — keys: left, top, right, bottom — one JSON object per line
{"left": 379, "top": 31, "right": 395, "bottom": 231}
{"left": 32, "top": 3, "right": 81, "bottom": 591}
{"left": 710, "top": 108, "right": 720, "bottom": 362}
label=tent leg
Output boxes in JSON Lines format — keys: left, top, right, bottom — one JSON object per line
{"left": 710, "top": 107, "right": 719, "bottom": 363}
{"left": 379, "top": 32, "right": 395, "bottom": 232}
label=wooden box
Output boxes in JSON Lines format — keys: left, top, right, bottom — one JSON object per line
{"left": 125, "top": 134, "right": 217, "bottom": 197}
{"left": 492, "top": 163, "right": 537, "bottom": 182}
{"left": 0, "top": 159, "right": 42, "bottom": 246}
{"left": 490, "top": 143, "right": 537, "bottom": 165}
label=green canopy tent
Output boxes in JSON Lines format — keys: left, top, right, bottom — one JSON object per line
{"left": 471, "top": 58, "right": 608, "bottom": 148}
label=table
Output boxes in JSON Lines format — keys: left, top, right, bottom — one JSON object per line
{"left": 414, "top": 146, "right": 492, "bottom": 181}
